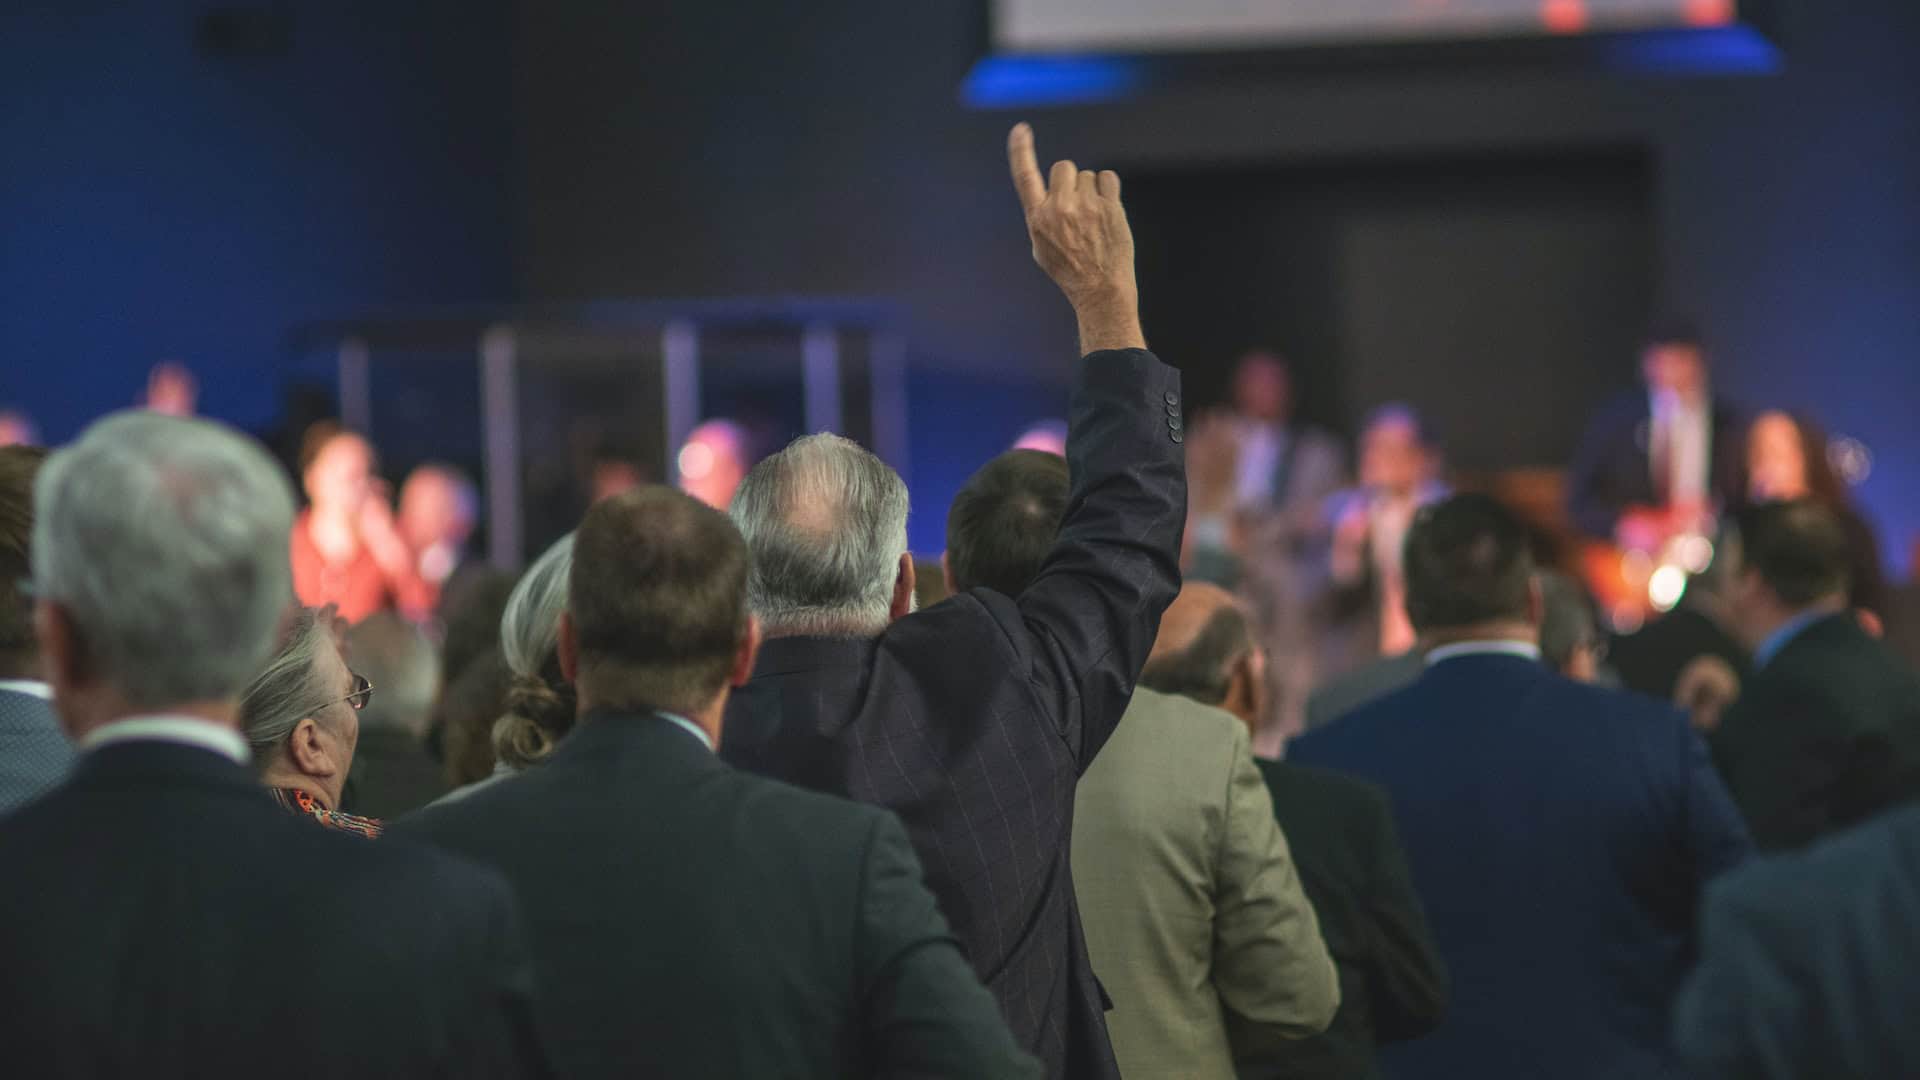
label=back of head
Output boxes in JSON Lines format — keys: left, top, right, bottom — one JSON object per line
{"left": 0, "top": 445, "right": 48, "bottom": 679}
{"left": 572, "top": 487, "right": 750, "bottom": 715}
{"left": 239, "top": 606, "right": 337, "bottom": 763}
{"left": 494, "top": 533, "right": 577, "bottom": 768}
{"left": 946, "top": 449, "right": 1070, "bottom": 597}
{"left": 1732, "top": 498, "right": 1851, "bottom": 608}
{"left": 1403, "top": 493, "right": 1534, "bottom": 634}
{"left": 345, "top": 613, "right": 440, "bottom": 738}
{"left": 35, "top": 412, "right": 295, "bottom": 709}
{"left": 731, "top": 433, "right": 908, "bottom": 637}
{"left": 1537, "top": 570, "right": 1600, "bottom": 674}
{"left": 1139, "top": 601, "right": 1257, "bottom": 708}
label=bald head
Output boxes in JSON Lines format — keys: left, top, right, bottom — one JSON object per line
{"left": 1140, "top": 583, "right": 1265, "bottom": 728}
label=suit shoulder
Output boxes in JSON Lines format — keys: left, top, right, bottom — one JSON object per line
{"left": 1262, "top": 759, "right": 1390, "bottom": 812}
{"left": 1124, "top": 687, "right": 1242, "bottom": 744}
{"left": 885, "top": 588, "right": 1016, "bottom": 653}
{"left": 1707, "top": 807, "right": 1920, "bottom": 931}
{"left": 728, "top": 766, "right": 893, "bottom": 848}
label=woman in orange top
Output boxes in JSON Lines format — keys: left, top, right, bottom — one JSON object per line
{"left": 289, "top": 424, "right": 433, "bottom": 624}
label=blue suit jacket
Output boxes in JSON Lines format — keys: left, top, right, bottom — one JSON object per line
{"left": 1675, "top": 804, "right": 1920, "bottom": 1078}
{"left": 1289, "top": 653, "right": 1753, "bottom": 1079}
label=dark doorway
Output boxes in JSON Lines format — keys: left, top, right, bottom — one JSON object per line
{"left": 1127, "top": 149, "right": 1654, "bottom": 470}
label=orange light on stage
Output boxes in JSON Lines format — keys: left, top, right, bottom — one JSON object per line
{"left": 1542, "top": 0, "right": 1588, "bottom": 35}
{"left": 1684, "top": 0, "right": 1736, "bottom": 26}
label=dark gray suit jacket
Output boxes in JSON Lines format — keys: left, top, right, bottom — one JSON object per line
{"left": 0, "top": 687, "right": 75, "bottom": 816}
{"left": 398, "top": 712, "right": 1037, "bottom": 1080}
{"left": 722, "top": 348, "right": 1187, "bottom": 1079}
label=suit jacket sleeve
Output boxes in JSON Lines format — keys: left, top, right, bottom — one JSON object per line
{"left": 1356, "top": 785, "right": 1449, "bottom": 1043}
{"left": 855, "top": 813, "right": 1041, "bottom": 1079}
{"left": 1682, "top": 719, "right": 1756, "bottom": 874}
{"left": 1672, "top": 867, "right": 1804, "bottom": 1079}
{"left": 1014, "top": 348, "right": 1187, "bottom": 773}
{"left": 454, "top": 869, "right": 554, "bottom": 1079}
{"left": 1212, "top": 724, "right": 1340, "bottom": 1046}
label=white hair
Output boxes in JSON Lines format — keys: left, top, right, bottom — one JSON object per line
{"left": 34, "top": 411, "right": 296, "bottom": 709}
{"left": 501, "top": 533, "right": 574, "bottom": 678}
{"left": 730, "top": 433, "right": 909, "bottom": 637}
{"left": 240, "top": 607, "right": 338, "bottom": 759}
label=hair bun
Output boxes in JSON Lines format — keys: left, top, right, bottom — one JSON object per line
{"left": 492, "top": 673, "right": 577, "bottom": 769}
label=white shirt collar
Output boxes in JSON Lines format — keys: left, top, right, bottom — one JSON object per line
{"left": 658, "top": 712, "right": 714, "bottom": 752}
{"left": 0, "top": 679, "right": 53, "bottom": 701}
{"left": 1425, "top": 640, "right": 1543, "bottom": 666}
{"left": 80, "top": 715, "right": 251, "bottom": 764}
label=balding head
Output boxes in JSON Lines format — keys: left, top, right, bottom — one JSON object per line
{"left": 1140, "top": 583, "right": 1266, "bottom": 730}
{"left": 730, "top": 433, "right": 912, "bottom": 638}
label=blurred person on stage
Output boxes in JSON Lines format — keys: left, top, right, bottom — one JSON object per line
{"left": 675, "top": 419, "right": 752, "bottom": 510}
{"left": 240, "top": 607, "right": 384, "bottom": 838}
{"left": 398, "top": 463, "right": 481, "bottom": 605}
{"left": 290, "top": 423, "right": 433, "bottom": 624}
{"left": 141, "top": 361, "right": 198, "bottom": 417}
{"left": 1744, "top": 410, "right": 1887, "bottom": 618}
{"left": 1185, "top": 351, "right": 1349, "bottom": 742}
{"left": 0, "top": 410, "right": 38, "bottom": 448}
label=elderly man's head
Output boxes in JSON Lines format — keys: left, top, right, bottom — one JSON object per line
{"left": 241, "top": 608, "right": 367, "bottom": 808}
{"left": 32, "top": 412, "right": 295, "bottom": 736}
{"left": 1139, "top": 583, "right": 1267, "bottom": 732}
{"left": 345, "top": 613, "right": 440, "bottom": 740}
{"left": 731, "top": 433, "right": 912, "bottom": 638}
{"left": 0, "top": 446, "right": 48, "bottom": 680}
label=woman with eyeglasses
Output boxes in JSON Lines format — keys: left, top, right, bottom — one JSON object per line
{"left": 240, "top": 606, "right": 382, "bottom": 837}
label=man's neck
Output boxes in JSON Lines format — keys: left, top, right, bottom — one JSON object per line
{"left": 574, "top": 691, "right": 726, "bottom": 749}
{"left": 68, "top": 697, "right": 240, "bottom": 742}
{"left": 260, "top": 766, "right": 334, "bottom": 809}
{"left": 1420, "top": 621, "right": 1539, "bottom": 650}
{"left": 1747, "top": 597, "right": 1847, "bottom": 651}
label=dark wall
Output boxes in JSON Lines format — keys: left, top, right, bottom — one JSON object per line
{"left": 516, "top": 0, "right": 1920, "bottom": 561}
{"left": 0, "top": 1, "right": 514, "bottom": 443}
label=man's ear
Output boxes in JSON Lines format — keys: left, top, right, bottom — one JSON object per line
{"left": 889, "top": 552, "right": 916, "bottom": 622}
{"left": 557, "top": 612, "right": 579, "bottom": 683}
{"left": 287, "top": 717, "right": 338, "bottom": 779}
{"left": 941, "top": 551, "right": 958, "bottom": 597}
{"left": 731, "top": 615, "right": 763, "bottom": 688}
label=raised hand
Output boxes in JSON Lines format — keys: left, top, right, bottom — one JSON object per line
{"left": 1007, "top": 123, "right": 1145, "bottom": 353}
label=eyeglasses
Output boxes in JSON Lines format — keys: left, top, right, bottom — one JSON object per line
{"left": 330, "top": 673, "right": 374, "bottom": 712}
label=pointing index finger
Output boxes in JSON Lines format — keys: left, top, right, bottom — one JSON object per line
{"left": 1008, "top": 123, "right": 1046, "bottom": 212}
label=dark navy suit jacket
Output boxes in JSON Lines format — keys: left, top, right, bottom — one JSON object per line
{"left": 1289, "top": 651, "right": 1753, "bottom": 1080}
{"left": 1676, "top": 803, "right": 1920, "bottom": 1078}
{"left": 723, "top": 349, "right": 1187, "bottom": 1079}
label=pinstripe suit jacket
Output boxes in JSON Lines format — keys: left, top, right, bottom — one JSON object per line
{"left": 0, "top": 687, "right": 74, "bottom": 817}
{"left": 722, "top": 349, "right": 1187, "bottom": 1079}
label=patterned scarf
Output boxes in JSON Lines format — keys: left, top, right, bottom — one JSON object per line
{"left": 270, "top": 787, "right": 383, "bottom": 839}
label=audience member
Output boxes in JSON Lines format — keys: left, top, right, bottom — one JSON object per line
{"left": 1744, "top": 409, "right": 1888, "bottom": 616}
{"left": 435, "top": 647, "right": 514, "bottom": 789}
{"left": 1675, "top": 803, "right": 1920, "bottom": 1078}
{"left": 910, "top": 554, "right": 952, "bottom": 610}
{"left": 0, "top": 411, "right": 544, "bottom": 1076}
{"left": 1323, "top": 404, "right": 1446, "bottom": 683}
{"left": 240, "top": 606, "right": 384, "bottom": 838}
{"left": 398, "top": 486, "right": 1036, "bottom": 1079}
{"left": 718, "top": 124, "right": 1184, "bottom": 1078}
{"left": 1192, "top": 351, "right": 1350, "bottom": 740}
{"left": 291, "top": 423, "right": 432, "bottom": 623}
{"left": 341, "top": 612, "right": 446, "bottom": 817}
{"left": 675, "top": 418, "right": 752, "bottom": 509}
{"left": 141, "top": 360, "right": 198, "bottom": 417}
{"left": 480, "top": 534, "right": 577, "bottom": 781}
{"left": 946, "top": 450, "right": 1340, "bottom": 1074}
{"left": 1538, "top": 569, "right": 1605, "bottom": 682}
{"left": 437, "top": 567, "right": 519, "bottom": 686}
{"left": 1566, "top": 321, "right": 1746, "bottom": 548}
{"left": 1709, "top": 499, "right": 1920, "bottom": 850}
{"left": 0, "top": 409, "right": 38, "bottom": 447}
{"left": 1607, "top": 526, "right": 1750, "bottom": 705}
{"left": 1290, "top": 493, "right": 1752, "bottom": 1079}
{"left": 0, "top": 445, "right": 74, "bottom": 814}
{"left": 1147, "top": 584, "right": 1446, "bottom": 1080}
{"left": 398, "top": 462, "right": 481, "bottom": 598}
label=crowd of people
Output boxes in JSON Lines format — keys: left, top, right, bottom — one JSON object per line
{"left": 0, "top": 122, "right": 1918, "bottom": 1080}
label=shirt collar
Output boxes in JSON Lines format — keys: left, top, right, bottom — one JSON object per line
{"left": 1425, "top": 639, "right": 1543, "bottom": 667}
{"left": 658, "top": 711, "right": 714, "bottom": 752}
{"left": 80, "top": 715, "right": 251, "bottom": 765}
{"left": 0, "top": 679, "right": 52, "bottom": 701}
{"left": 1754, "top": 610, "right": 1831, "bottom": 670}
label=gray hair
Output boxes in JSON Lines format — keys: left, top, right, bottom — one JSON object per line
{"left": 240, "top": 607, "right": 338, "bottom": 761}
{"left": 502, "top": 533, "right": 574, "bottom": 677}
{"left": 345, "top": 612, "right": 440, "bottom": 737}
{"left": 730, "top": 433, "right": 909, "bottom": 637}
{"left": 33, "top": 411, "right": 295, "bottom": 708}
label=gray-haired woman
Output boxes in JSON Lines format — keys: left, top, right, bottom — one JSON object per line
{"left": 240, "top": 606, "right": 381, "bottom": 837}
